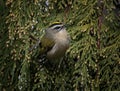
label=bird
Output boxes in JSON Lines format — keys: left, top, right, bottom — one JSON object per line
{"left": 40, "top": 22, "right": 70, "bottom": 62}
{"left": 30, "top": 22, "right": 70, "bottom": 66}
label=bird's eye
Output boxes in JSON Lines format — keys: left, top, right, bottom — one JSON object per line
{"left": 54, "top": 26, "right": 61, "bottom": 30}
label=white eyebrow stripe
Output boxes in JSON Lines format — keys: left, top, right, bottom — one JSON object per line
{"left": 51, "top": 25, "right": 63, "bottom": 29}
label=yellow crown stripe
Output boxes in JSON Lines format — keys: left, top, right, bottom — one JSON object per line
{"left": 49, "top": 22, "right": 63, "bottom": 27}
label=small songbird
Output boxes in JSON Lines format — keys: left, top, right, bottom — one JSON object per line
{"left": 40, "top": 22, "right": 70, "bottom": 61}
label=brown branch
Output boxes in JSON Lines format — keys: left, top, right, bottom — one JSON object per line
{"left": 64, "top": 4, "right": 71, "bottom": 22}
{"left": 97, "top": 16, "right": 102, "bottom": 49}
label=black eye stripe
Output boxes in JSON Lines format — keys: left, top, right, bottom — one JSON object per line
{"left": 54, "top": 25, "right": 65, "bottom": 30}
{"left": 54, "top": 26, "right": 61, "bottom": 30}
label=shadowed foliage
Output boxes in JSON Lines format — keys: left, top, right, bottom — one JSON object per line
{"left": 0, "top": 0, "right": 120, "bottom": 91}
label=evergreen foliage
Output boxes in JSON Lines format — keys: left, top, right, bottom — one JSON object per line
{"left": 0, "top": 0, "right": 120, "bottom": 91}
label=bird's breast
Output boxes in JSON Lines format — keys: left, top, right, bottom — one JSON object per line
{"left": 47, "top": 38, "right": 69, "bottom": 60}
{"left": 47, "top": 29, "right": 70, "bottom": 60}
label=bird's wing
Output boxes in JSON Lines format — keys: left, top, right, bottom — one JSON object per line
{"left": 40, "top": 35, "right": 55, "bottom": 54}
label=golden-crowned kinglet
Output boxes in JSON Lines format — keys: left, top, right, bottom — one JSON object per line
{"left": 40, "top": 22, "right": 70, "bottom": 61}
